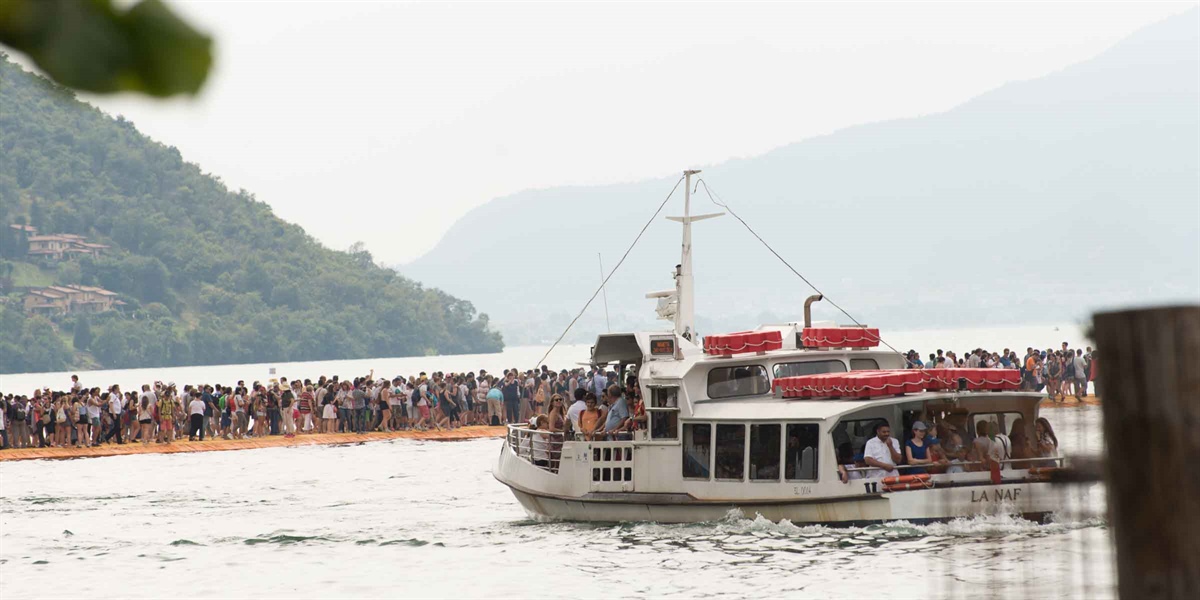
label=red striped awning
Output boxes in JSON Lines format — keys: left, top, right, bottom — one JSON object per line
{"left": 703, "top": 330, "right": 784, "bottom": 356}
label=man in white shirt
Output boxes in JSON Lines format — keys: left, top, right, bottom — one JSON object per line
{"left": 86, "top": 393, "right": 102, "bottom": 445}
{"left": 101, "top": 389, "right": 123, "bottom": 444}
{"left": 589, "top": 369, "right": 608, "bottom": 398}
{"left": 862, "top": 423, "right": 902, "bottom": 479}
{"left": 566, "top": 388, "right": 587, "bottom": 433}
{"left": 1072, "top": 350, "right": 1088, "bottom": 399}
{"left": 188, "top": 395, "right": 207, "bottom": 441}
{"left": 966, "top": 351, "right": 981, "bottom": 369}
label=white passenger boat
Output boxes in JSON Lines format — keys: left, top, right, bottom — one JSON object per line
{"left": 494, "top": 170, "right": 1068, "bottom": 524}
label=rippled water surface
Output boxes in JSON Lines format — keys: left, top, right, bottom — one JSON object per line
{"left": 1, "top": 407, "right": 1108, "bottom": 599}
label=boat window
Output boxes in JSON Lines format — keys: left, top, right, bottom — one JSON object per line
{"left": 682, "top": 423, "right": 712, "bottom": 479}
{"left": 785, "top": 423, "right": 820, "bottom": 481}
{"left": 715, "top": 424, "right": 746, "bottom": 480}
{"left": 830, "top": 418, "right": 888, "bottom": 463}
{"left": 707, "top": 365, "right": 770, "bottom": 399}
{"left": 968, "top": 412, "right": 1027, "bottom": 442}
{"left": 773, "top": 360, "right": 847, "bottom": 378}
{"left": 750, "top": 424, "right": 781, "bottom": 481}
{"left": 648, "top": 387, "right": 680, "bottom": 440}
{"left": 849, "top": 358, "right": 880, "bottom": 371}
{"left": 650, "top": 386, "right": 679, "bottom": 409}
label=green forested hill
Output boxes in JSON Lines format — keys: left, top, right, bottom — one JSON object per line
{"left": 0, "top": 54, "right": 502, "bottom": 374}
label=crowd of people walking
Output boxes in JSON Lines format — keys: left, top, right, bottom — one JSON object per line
{"left": 0, "top": 366, "right": 640, "bottom": 449}
{"left": 904, "top": 342, "right": 1097, "bottom": 401}
{"left": 0, "top": 340, "right": 1097, "bottom": 450}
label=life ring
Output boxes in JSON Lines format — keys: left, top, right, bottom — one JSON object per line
{"left": 881, "top": 473, "right": 931, "bottom": 485}
{"left": 883, "top": 480, "right": 934, "bottom": 492}
{"left": 1029, "top": 466, "right": 1064, "bottom": 477}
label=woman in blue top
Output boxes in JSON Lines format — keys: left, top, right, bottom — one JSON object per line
{"left": 904, "top": 421, "right": 935, "bottom": 475}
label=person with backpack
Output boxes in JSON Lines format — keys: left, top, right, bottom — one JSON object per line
{"left": 280, "top": 389, "right": 296, "bottom": 438}
{"left": 217, "top": 387, "right": 232, "bottom": 439}
{"left": 157, "top": 389, "right": 177, "bottom": 444}
{"left": 138, "top": 384, "right": 156, "bottom": 446}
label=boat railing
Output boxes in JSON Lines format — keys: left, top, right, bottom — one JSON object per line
{"left": 505, "top": 425, "right": 564, "bottom": 474}
{"left": 844, "top": 455, "right": 1066, "bottom": 477}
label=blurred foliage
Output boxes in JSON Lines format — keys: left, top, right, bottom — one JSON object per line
{"left": 0, "top": 0, "right": 211, "bottom": 97}
{"left": 0, "top": 56, "right": 503, "bottom": 373}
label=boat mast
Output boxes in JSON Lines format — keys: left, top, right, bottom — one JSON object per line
{"left": 668, "top": 169, "right": 722, "bottom": 342}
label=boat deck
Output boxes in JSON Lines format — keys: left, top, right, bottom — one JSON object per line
{"left": 0, "top": 426, "right": 506, "bottom": 462}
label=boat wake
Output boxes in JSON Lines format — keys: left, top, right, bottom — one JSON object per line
{"left": 594, "top": 508, "right": 1107, "bottom": 546}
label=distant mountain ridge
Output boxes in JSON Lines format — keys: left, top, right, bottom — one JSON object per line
{"left": 0, "top": 56, "right": 502, "bottom": 374}
{"left": 404, "top": 9, "right": 1200, "bottom": 344}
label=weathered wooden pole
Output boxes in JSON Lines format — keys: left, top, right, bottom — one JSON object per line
{"left": 1092, "top": 305, "right": 1199, "bottom": 600}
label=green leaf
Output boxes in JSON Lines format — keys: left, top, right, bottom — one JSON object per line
{"left": 0, "top": 0, "right": 212, "bottom": 97}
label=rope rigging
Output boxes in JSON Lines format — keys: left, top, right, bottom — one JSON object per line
{"left": 532, "top": 173, "right": 905, "bottom": 372}
{"left": 531, "top": 175, "right": 686, "bottom": 371}
{"left": 695, "top": 178, "right": 905, "bottom": 359}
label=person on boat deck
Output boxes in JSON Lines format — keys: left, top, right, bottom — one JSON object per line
{"left": 579, "top": 393, "right": 603, "bottom": 441}
{"left": 906, "top": 351, "right": 923, "bottom": 369}
{"left": 531, "top": 414, "right": 551, "bottom": 468}
{"left": 590, "top": 368, "right": 608, "bottom": 398}
{"left": 971, "top": 419, "right": 993, "bottom": 462}
{"left": 1035, "top": 417, "right": 1059, "bottom": 458}
{"left": 836, "top": 443, "right": 865, "bottom": 483}
{"left": 924, "top": 423, "right": 949, "bottom": 474}
{"left": 626, "top": 387, "right": 646, "bottom": 433}
{"left": 980, "top": 421, "right": 1011, "bottom": 468}
{"left": 566, "top": 387, "right": 587, "bottom": 434}
{"left": 937, "top": 419, "right": 967, "bottom": 474}
{"left": 602, "top": 385, "right": 631, "bottom": 440}
{"left": 1007, "top": 418, "right": 1035, "bottom": 469}
{"left": 904, "top": 421, "right": 938, "bottom": 475}
{"left": 863, "top": 423, "right": 902, "bottom": 479}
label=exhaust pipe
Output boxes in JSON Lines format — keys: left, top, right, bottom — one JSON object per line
{"left": 803, "top": 294, "right": 823, "bottom": 328}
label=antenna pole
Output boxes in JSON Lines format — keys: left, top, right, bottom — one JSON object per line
{"left": 665, "top": 169, "right": 721, "bottom": 343}
{"left": 677, "top": 169, "right": 700, "bottom": 340}
{"left": 598, "top": 253, "right": 611, "bottom": 333}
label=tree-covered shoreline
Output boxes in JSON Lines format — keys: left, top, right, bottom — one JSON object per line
{"left": 0, "top": 55, "right": 502, "bottom": 374}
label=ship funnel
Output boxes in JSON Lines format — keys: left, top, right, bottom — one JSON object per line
{"left": 804, "top": 294, "right": 824, "bottom": 328}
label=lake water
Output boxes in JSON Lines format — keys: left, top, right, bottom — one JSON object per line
{"left": 0, "top": 324, "right": 1110, "bottom": 599}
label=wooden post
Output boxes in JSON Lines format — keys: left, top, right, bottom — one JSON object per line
{"left": 1092, "top": 306, "right": 1200, "bottom": 600}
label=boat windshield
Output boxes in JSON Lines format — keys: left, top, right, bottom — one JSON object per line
{"left": 707, "top": 365, "right": 770, "bottom": 398}
{"left": 773, "top": 360, "right": 847, "bottom": 378}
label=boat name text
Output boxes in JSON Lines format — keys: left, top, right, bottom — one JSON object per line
{"left": 971, "top": 488, "right": 1022, "bottom": 503}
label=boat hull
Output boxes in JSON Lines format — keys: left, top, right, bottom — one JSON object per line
{"left": 500, "top": 479, "right": 1065, "bottom": 525}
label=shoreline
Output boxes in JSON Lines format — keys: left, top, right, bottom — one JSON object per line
{"left": 0, "top": 425, "right": 506, "bottom": 463}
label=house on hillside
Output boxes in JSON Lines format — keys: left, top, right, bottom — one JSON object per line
{"left": 23, "top": 288, "right": 70, "bottom": 315}
{"left": 62, "top": 285, "right": 120, "bottom": 313}
{"left": 8, "top": 224, "right": 37, "bottom": 235}
{"left": 23, "top": 284, "right": 122, "bottom": 315}
{"left": 26, "top": 234, "right": 108, "bottom": 260}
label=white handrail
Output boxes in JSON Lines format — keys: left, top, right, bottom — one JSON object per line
{"left": 845, "top": 456, "right": 1065, "bottom": 473}
{"left": 506, "top": 425, "right": 564, "bottom": 473}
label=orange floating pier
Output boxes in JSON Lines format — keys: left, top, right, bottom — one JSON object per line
{"left": 0, "top": 425, "right": 506, "bottom": 462}
{"left": 1041, "top": 395, "right": 1102, "bottom": 408}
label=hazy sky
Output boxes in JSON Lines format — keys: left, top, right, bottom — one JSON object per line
{"left": 80, "top": 1, "right": 1194, "bottom": 264}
